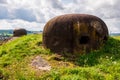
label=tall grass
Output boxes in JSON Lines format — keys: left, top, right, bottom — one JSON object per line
{"left": 0, "top": 34, "right": 120, "bottom": 80}
{"left": 40, "top": 37, "right": 120, "bottom": 80}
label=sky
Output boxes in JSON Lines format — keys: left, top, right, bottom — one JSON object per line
{"left": 0, "top": 0, "right": 120, "bottom": 33}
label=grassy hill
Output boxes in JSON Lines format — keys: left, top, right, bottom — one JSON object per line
{"left": 0, "top": 34, "right": 120, "bottom": 80}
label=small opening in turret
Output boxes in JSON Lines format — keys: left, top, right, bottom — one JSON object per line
{"left": 79, "top": 36, "right": 90, "bottom": 44}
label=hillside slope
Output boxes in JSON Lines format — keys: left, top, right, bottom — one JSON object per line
{"left": 0, "top": 34, "right": 120, "bottom": 80}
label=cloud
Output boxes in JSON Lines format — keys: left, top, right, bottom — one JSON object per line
{"left": 0, "top": 19, "right": 44, "bottom": 31}
{"left": 13, "top": 8, "right": 36, "bottom": 22}
{"left": 47, "top": 0, "right": 64, "bottom": 9}
{"left": 2, "top": 0, "right": 120, "bottom": 20}
{"left": 64, "top": 0, "right": 120, "bottom": 19}
{"left": 105, "top": 19, "right": 120, "bottom": 33}
{"left": 0, "top": 0, "right": 120, "bottom": 33}
{"left": 0, "top": 0, "right": 7, "bottom": 4}
{"left": 3, "top": 0, "right": 64, "bottom": 22}
{"left": 0, "top": 6, "right": 9, "bottom": 19}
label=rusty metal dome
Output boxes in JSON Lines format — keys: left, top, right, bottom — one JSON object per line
{"left": 43, "top": 14, "right": 109, "bottom": 53}
{"left": 13, "top": 28, "right": 27, "bottom": 37}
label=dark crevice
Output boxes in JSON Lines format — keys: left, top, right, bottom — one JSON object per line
{"left": 79, "top": 36, "right": 90, "bottom": 44}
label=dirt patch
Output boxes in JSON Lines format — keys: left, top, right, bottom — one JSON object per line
{"left": 31, "top": 56, "right": 51, "bottom": 71}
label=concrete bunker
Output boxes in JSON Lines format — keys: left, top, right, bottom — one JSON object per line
{"left": 43, "top": 14, "right": 109, "bottom": 53}
{"left": 13, "top": 28, "right": 27, "bottom": 37}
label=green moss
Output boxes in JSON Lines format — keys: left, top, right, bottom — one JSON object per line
{"left": 0, "top": 34, "right": 120, "bottom": 79}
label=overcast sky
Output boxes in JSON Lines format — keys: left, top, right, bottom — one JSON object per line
{"left": 0, "top": 0, "right": 120, "bottom": 33}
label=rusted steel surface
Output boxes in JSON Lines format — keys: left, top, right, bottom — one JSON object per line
{"left": 13, "top": 28, "right": 27, "bottom": 37}
{"left": 43, "top": 14, "right": 109, "bottom": 53}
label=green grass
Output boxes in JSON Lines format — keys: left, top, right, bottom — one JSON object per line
{"left": 0, "top": 34, "right": 120, "bottom": 80}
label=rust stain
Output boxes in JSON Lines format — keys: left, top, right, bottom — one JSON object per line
{"left": 43, "top": 14, "right": 109, "bottom": 54}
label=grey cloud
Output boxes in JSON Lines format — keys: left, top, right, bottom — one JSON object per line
{"left": 0, "top": 0, "right": 120, "bottom": 33}
{"left": 95, "top": 1, "right": 120, "bottom": 19}
{"left": 0, "top": 6, "right": 37, "bottom": 22}
{"left": 0, "top": 0, "right": 120, "bottom": 21}
{"left": 35, "top": 0, "right": 64, "bottom": 10}
{"left": 0, "top": 0, "right": 7, "bottom": 4}
{"left": 74, "top": 0, "right": 86, "bottom": 4}
{"left": 36, "top": 11, "right": 46, "bottom": 23}
{"left": 50, "top": 0, "right": 64, "bottom": 9}
{"left": 14, "top": 8, "right": 36, "bottom": 22}
{"left": 0, "top": 6, "right": 9, "bottom": 19}
{"left": 70, "top": 0, "right": 120, "bottom": 20}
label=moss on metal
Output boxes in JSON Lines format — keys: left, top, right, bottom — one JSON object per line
{"left": 13, "top": 28, "right": 27, "bottom": 37}
{"left": 43, "top": 14, "right": 109, "bottom": 53}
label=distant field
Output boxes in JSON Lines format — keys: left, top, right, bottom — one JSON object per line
{"left": 112, "top": 36, "right": 120, "bottom": 40}
{"left": 0, "top": 34, "right": 120, "bottom": 80}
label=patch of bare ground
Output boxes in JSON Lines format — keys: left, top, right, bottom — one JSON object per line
{"left": 31, "top": 56, "right": 51, "bottom": 71}
{"left": 30, "top": 54, "right": 77, "bottom": 73}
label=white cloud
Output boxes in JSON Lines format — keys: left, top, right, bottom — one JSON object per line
{"left": 0, "top": 20, "right": 13, "bottom": 29}
{"left": 105, "top": 19, "right": 120, "bottom": 33}
{"left": 0, "top": 0, "right": 120, "bottom": 33}
{"left": 0, "top": 19, "right": 44, "bottom": 31}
